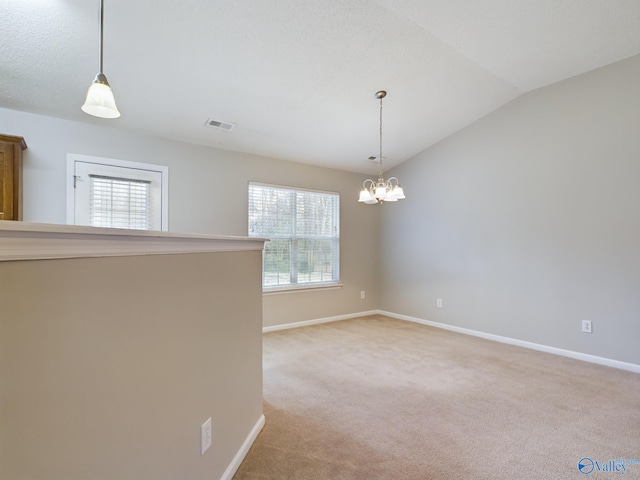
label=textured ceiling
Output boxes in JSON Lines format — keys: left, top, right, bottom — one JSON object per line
{"left": 1, "top": 0, "right": 639, "bottom": 173}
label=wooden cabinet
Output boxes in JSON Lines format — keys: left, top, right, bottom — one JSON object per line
{"left": 0, "top": 134, "right": 27, "bottom": 221}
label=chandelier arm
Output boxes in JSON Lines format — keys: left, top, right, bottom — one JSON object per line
{"left": 362, "top": 178, "right": 375, "bottom": 189}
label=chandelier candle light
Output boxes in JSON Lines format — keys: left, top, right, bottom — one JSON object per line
{"left": 358, "top": 90, "right": 405, "bottom": 204}
{"left": 81, "top": 0, "right": 120, "bottom": 119}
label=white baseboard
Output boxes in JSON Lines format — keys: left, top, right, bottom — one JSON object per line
{"left": 380, "top": 310, "right": 640, "bottom": 374}
{"left": 262, "top": 310, "right": 379, "bottom": 333}
{"left": 219, "top": 414, "right": 265, "bottom": 480}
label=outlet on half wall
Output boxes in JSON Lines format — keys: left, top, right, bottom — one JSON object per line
{"left": 201, "top": 417, "right": 212, "bottom": 455}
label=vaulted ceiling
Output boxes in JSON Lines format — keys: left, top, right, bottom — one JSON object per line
{"left": 1, "top": 0, "right": 639, "bottom": 173}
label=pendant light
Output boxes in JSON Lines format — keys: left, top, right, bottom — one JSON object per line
{"left": 358, "top": 91, "right": 405, "bottom": 204}
{"left": 81, "top": 0, "right": 120, "bottom": 119}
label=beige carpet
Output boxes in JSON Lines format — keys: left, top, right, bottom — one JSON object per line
{"left": 234, "top": 315, "right": 640, "bottom": 479}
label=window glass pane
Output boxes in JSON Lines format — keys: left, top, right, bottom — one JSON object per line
{"left": 263, "top": 239, "right": 291, "bottom": 286}
{"left": 249, "top": 184, "right": 294, "bottom": 237}
{"left": 295, "top": 191, "right": 339, "bottom": 237}
{"left": 296, "top": 238, "right": 337, "bottom": 284}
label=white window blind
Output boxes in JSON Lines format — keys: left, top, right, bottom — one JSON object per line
{"left": 248, "top": 183, "right": 340, "bottom": 288}
{"left": 89, "top": 175, "right": 152, "bottom": 229}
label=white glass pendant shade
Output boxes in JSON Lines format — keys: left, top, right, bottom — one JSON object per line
{"left": 384, "top": 190, "right": 398, "bottom": 202}
{"left": 358, "top": 188, "right": 378, "bottom": 204}
{"left": 82, "top": 74, "right": 120, "bottom": 119}
{"left": 374, "top": 184, "right": 386, "bottom": 199}
{"left": 392, "top": 185, "right": 405, "bottom": 199}
{"left": 359, "top": 188, "right": 372, "bottom": 203}
{"left": 359, "top": 180, "right": 379, "bottom": 203}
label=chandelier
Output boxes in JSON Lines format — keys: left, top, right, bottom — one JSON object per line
{"left": 81, "top": 0, "right": 121, "bottom": 119}
{"left": 358, "top": 90, "right": 405, "bottom": 204}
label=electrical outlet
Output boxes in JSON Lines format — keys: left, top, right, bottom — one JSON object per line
{"left": 360, "top": 291, "right": 366, "bottom": 299}
{"left": 201, "top": 417, "right": 212, "bottom": 455}
{"left": 581, "top": 320, "right": 592, "bottom": 334}
{"left": 436, "top": 298, "right": 443, "bottom": 308}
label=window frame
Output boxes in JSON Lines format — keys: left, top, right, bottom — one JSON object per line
{"left": 66, "top": 154, "right": 169, "bottom": 231}
{"left": 248, "top": 182, "right": 341, "bottom": 292}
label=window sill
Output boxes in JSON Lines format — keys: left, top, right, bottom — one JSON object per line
{"left": 263, "top": 283, "right": 343, "bottom": 296}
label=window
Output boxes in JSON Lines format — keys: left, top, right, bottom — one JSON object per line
{"left": 67, "top": 154, "right": 168, "bottom": 231}
{"left": 248, "top": 183, "right": 340, "bottom": 289}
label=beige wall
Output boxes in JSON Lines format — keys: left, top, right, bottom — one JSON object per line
{"left": 0, "top": 110, "right": 380, "bottom": 327}
{"left": 380, "top": 55, "right": 640, "bottom": 365}
{"left": 1, "top": 251, "right": 263, "bottom": 480}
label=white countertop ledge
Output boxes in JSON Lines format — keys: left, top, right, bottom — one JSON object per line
{"left": 0, "top": 221, "right": 267, "bottom": 262}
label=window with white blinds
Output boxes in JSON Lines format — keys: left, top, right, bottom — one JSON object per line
{"left": 89, "top": 175, "right": 152, "bottom": 229}
{"left": 67, "top": 154, "right": 168, "bottom": 231}
{"left": 248, "top": 183, "right": 340, "bottom": 289}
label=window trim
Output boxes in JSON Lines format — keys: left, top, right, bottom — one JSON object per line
{"left": 248, "top": 182, "right": 341, "bottom": 292}
{"left": 66, "top": 154, "right": 169, "bottom": 231}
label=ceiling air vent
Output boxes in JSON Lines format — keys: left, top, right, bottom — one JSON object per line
{"left": 205, "top": 118, "right": 236, "bottom": 131}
